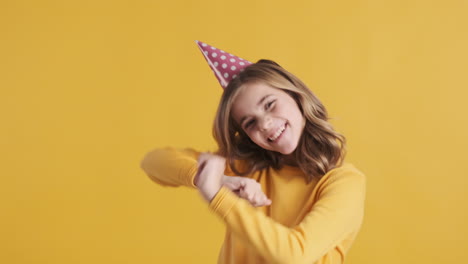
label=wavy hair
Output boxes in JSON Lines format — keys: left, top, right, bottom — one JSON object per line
{"left": 213, "top": 59, "right": 346, "bottom": 182}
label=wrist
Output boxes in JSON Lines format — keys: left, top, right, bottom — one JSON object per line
{"left": 206, "top": 186, "right": 222, "bottom": 202}
{"left": 199, "top": 181, "right": 222, "bottom": 202}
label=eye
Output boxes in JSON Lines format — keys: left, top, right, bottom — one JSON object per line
{"left": 245, "top": 120, "right": 255, "bottom": 129}
{"left": 265, "top": 100, "right": 275, "bottom": 110}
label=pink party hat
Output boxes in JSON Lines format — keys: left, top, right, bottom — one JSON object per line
{"left": 195, "top": 40, "right": 253, "bottom": 88}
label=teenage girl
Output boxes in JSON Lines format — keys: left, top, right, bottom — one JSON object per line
{"left": 141, "top": 44, "right": 366, "bottom": 263}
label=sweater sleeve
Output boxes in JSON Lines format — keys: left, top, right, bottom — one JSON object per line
{"left": 208, "top": 167, "right": 366, "bottom": 264}
{"left": 140, "top": 147, "right": 202, "bottom": 188}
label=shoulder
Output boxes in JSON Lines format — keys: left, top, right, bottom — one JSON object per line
{"left": 316, "top": 162, "right": 366, "bottom": 193}
{"left": 327, "top": 162, "right": 365, "bottom": 180}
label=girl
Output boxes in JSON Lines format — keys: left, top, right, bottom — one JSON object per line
{"left": 140, "top": 41, "right": 366, "bottom": 264}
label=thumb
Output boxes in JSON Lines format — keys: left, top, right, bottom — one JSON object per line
{"left": 222, "top": 178, "right": 242, "bottom": 191}
{"left": 223, "top": 181, "right": 240, "bottom": 190}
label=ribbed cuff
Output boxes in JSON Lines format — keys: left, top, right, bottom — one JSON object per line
{"left": 185, "top": 162, "right": 199, "bottom": 188}
{"left": 209, "top": 186, "right": 240, "bottom": 219}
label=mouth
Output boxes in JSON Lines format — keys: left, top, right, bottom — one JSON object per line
{"left": 267, "top": 123, "right": 287, "bottom": 143}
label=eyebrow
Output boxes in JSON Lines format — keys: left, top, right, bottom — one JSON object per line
{"left": 239, "top": 94, "right": 273, "bottom": 127}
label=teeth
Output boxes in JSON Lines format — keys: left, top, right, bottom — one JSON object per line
{"left": 268, "top": 124, "right": 286, "bottom": 141}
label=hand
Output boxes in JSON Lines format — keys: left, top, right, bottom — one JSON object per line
{"left": 222, "top": 176, "right": 272, "bottom": 207}
{"left": 194, "top": 152, "right": 226, "bottom": 202}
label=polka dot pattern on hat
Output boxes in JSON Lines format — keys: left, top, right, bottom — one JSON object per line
{"left": 195, "top": 40, "right": 253, "bottom": 88}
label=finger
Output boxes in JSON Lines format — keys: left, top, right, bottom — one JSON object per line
{"left": 250, "top": 193, "right": 259, "bottom": 207}
{"left": 255, "top": 193, "right": 268, "bottom": 207}
{"left": 223, "top": 177, "right": 242, "bottom": 189}
{"left": 244, "top": 184, "right": 263, "bottom": 204}
{"left": 255, "top": 192, "right": 272, "bottom": 206}
{"left": 240, "top": 189, "right": 271, "bottom": 206}
{"left": 253, "top": 193, "right": 264, "bottom": 207}
{"left": 223, "top": 181, "right": 241, "bottom": 191}
{"left": 255, "top": 184, "right": 271, "bottom": 205}
{"left": 241, "top": 180, "right": 256, "bottom": 195}
{"left": 263, "top": 197, "right": 272, "bottom": 206}
{"left": 239, "top": 187, "right": 254, "bottom": 202}
{"left": 239, "top": 179, "right": 247, "bottom": 188}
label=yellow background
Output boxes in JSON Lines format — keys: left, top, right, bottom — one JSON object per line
{"left": 2, "top": 0, "right": 467, "bottom": 263}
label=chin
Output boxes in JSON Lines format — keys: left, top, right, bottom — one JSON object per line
{"left": 278, "top": 144, "right": 298, "bottom": 155}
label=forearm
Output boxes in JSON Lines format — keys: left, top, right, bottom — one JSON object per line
{"left": 140, "top": 147, "right": 200, "bottom": 188}
{"left": 194, "top": 153, "right": 224, "bottom": 202}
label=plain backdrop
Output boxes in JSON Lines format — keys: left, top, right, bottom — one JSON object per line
{"left": 1, "top": 0, "right": 467, "bottom": 263}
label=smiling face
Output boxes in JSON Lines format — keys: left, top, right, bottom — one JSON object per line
{"left": 231, "top": 81, "right": 306, "bottom": 155}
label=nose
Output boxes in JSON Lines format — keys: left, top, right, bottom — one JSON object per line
{"left": 259, "top": 115, "right": 273, "bottom": 131}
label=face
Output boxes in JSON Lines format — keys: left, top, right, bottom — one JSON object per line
{"left": 231, "top": 81, "right": 306, "bottom": 155}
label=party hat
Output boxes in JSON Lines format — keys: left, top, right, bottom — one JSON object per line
{"left": 195, "top": 40, "right": 253, "bottom": 88}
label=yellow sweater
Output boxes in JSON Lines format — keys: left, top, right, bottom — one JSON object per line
{"left": 141, "top": 147, "right": 367, "bottom": 264}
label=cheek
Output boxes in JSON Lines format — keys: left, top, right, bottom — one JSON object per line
{"left": 248, "top": 132, "right": 261, "bottom": 143}
{"left": 290, "top": 105, "right": 303, "bottom": 123}
{"left": 247, "top": 132, "right": 265, "bottom": 145}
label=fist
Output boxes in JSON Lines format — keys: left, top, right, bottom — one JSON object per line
{"left": 222, "top": 176, "right": 272, "bottom": 207}
{"left": 194, "top": 152, "right": 226, "bottom": 202}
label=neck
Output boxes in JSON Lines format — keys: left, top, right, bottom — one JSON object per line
{"left": 283, "top": 152, "right": 298, "bottom": 167}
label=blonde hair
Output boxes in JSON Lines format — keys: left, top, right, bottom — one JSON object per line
{"left": 213, "top": 59, "right": 346, "bottom": 182}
